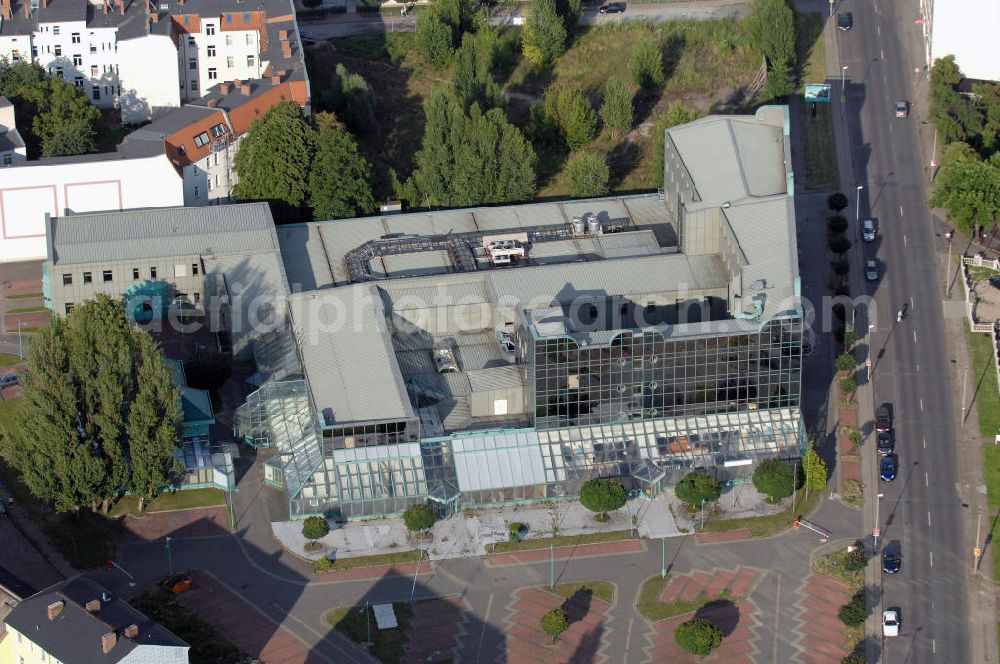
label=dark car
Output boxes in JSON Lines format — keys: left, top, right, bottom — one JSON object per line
{"left": 598, "top": 2, "right": 626, "bottom": 13}
{"left": 837, "top": 12, "right": 853, "bottom": 30}
{"left": 877, "top": 430, "right": 894, "bottom": 456}
{"left": 883, "top": 548, "right": 901, "bottom": 574}
{"left": 880, "top": 455, "right": 897, "bottom": 481}
{"left": 876, "top": 404, "right": 892, "bottom": 432}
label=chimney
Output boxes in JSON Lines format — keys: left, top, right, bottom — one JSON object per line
{"left": 278, "top": 29, "right": 287, "bottom": 40}
{"left": 219, "top": 82, "right": 232, "bottom": 94}
{"left": 280, "top": 41, "right": 291, "bottom": 58}
{"left": 115, "top": 0, "right": 123, "bottom": 12}
{"left": 0, "top": 0, "right": 10, "bottom": 21}
{"left": 46, "top": 601, "right": 65, "bottom": 621}
{"left": 123, "top": 624, "right": 139, "bottom": 639}
{"left": 40, "top": 0, "right": 46, "bottom": 9}
{"left": 103, "top": 0, "right": 108, "bottom": 13}
{"left": 270, "top": 74, "right": 281, "bottom": 85}
{"left": 85, "top": 599, "right": 101, "bottom": 612}
{"left": 238, "top": 83, "right": 251, "bottom": 95}
{"left": 151, "top": 7, "right": 158, "bottom": 22}
{"left": 101, "top": 632, "right": 117, "bottom": 654}
{"left": 207, "top": 99, "right": 217, "bottom": 107}
{"left": 22, "top": 1, "right": 28, "bottom": 17}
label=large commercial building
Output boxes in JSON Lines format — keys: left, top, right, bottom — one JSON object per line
{"left": 923, "top": 0, "right": 1000, "bottom": 81}
{"left": 237, "top": 105, "right": 805, "bottom": 519}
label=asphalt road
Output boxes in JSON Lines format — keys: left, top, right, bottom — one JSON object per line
{"left": 831, "top": 0, "right": 971, "bottom": 660}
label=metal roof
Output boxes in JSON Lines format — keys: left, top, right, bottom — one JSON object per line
{"left": 290, "top": 284, "right": 415, "bottom": 425}
{"left": 48, "top": 202, "right": 277, "bottom": 265}
{"left": 595, "top": 230, "right": 662, "bottom": 258}
{"left": 451, "top": 430, "right": 547, "bottom": 492}
{"left": 4, "top": 576, "right": 188, "bottom": 664}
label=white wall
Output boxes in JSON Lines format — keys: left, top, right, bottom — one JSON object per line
{"left": 0, "top": 33, "right": 32, "bottom": 65}
{"left": 182, "top": 136, "right": 241, "bottom": 205}
{"left": 0, "top": 154, "right": 184, "bottom": 262}
{"left": 931, "top": 0, "right": 1000, "bottom": 81}
{"left": 178, "top": 23, "right": 260, "bottom": 101}
{"left": 117, "top": 34, "right": 181, "bottom": 123}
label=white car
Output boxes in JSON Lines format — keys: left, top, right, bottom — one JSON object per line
{"left": 863, "top": 219, "right": 875, "bottom": 242}
{"left": 866, "top": 260, "right": 879, "bottom": 281}
{"left": 882, "top": 609, "right": 900, "bottom": 637}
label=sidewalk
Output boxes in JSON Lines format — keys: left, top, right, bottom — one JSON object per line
{"left": 0, "top": 486, "right": 76, "bottom": 581}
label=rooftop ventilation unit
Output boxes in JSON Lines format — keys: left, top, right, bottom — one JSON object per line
{"left": 432, "top": 342, "right": 460, "bottom": 373}
{"left": 486, "top": 238, "right": 525, "bottom": 265}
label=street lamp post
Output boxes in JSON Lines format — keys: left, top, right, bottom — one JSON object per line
{"left": 17, "top": 320, "right": 24, "bottom": 362}
{"left": 410, "top": 544, "right": 423, "bottom": 605}
{"left": 661, "top": 537, "right": 666, "bottom": 578}
{"left": 550, "top": 542, "right": 554, "bottom": 590}
{"left": 841, "top": 65, "right": 848, "bottom": 100}
{"left": 855, "top": 185, "right": 864, "bottom": 225}
{"left": 874, "top": 493, "right": 884, "bottom": 552}
{"left": 164, "top": 536, "right": 173, "bottom": 577}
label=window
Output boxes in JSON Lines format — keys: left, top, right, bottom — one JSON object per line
{"left": 192, "top": 263, "right": 200, "bottom": 275}
{"left": 193, "top": 132, "right": 210, "bottom": 147}
{"left": 207, "top": 45, "right": 216, "bottom": 57}
{"left": 205, "top": 24, "right": 215, "bottom": 35}
{"left": 73, "top": 76, "right": 83, "bottom": 88}
{"left": 243, "top": 12, "right": 250, "bottom": 21}
{"left": 188, "top": 58, "right": 196, "bottom": 70}
{"left": 132, "top": 268, "right": 139, "bottom": 280}
{"left": 62, "top": 273, "right": 73, "bottom": 286}
{"left": 226, "top": 55, "right": 234, "bottom": 68}
{"left": 183, "top": 15, "right": 190, "bottom": 24}
{"left": 102, "top": 270, "right": 112, "bottom": 283}
{"left": 92, "top": 86, "right": 100, "bottom": 100}
{"left": 193, "top": 292, "right": 200, "bottom": 304}
{"left": 207, "top": 67, "right": 217, "bottom": 80}
{"left": 53, "top": 26, "right": 60, "bottom": 35}
{"left": 188, "top": 36, "right": 195, "bottom": 47}
{"left": 64, "top": 303, "right": 74, "bottom": 315}
{"left": 72, "top": 54, "right": 82, "bottom": 66}
{"left": 150, "top": 266, "right": 157, "bottom": 279}
{"left": 190, "top": 80, "right": 197, "bottom": 91}
{"left": 246, "top": 54, "right": 254, "bottom": 67}
{"left": 53, "top": 45, "right": 61, "bottom": 56}
{"left": 90, "top": 45, "right": 96, "bottom": 54}
{"left": 207, "top": 178, "right": 212, "bottom": 192}
{"left": 225, "top": 35, "right": 233, "bottom": 46}
{"left": 71, "top": 32, "right": 80, "bottom": 43}
{"left": 2, "top": 154, "right": 11, "bottom": 166}
{"left": 54, "top": 66, "right": 63, "bottom": 77}
{"left": 91, "top": 65, "right": 98, "bottom": 77}
{"left": 83, "top": 272, "right": 92, "bottom": 284}
{"left": 210, "top": 123, "right": 226, "bottom": 138}
{"left": 194, "top": 185, "right": 200, "bottom": 198}
{"left": 174, "top": 264, "right": 188, "bottom": 278}
{"left": 246, "top": 34, "right": 252, "bottom": 45}
{"left": 10, "top": 49, "right": 20, "bottom": 62}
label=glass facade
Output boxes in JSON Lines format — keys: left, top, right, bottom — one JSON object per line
{"left": 532, "top": 318, "right": 802, "bottom": 430}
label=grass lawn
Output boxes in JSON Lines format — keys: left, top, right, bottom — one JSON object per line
{"left": 983, "top": 445, "right": 1000, "bottom": 585}
{"left": 968, "top": 266, "right": 1000, "bottom": 282}
{"left": 0, "top": 353, "right": 19, "bottom": 368}
{"left": 130, "top": 587, "right": 249, "bottom": 664}
{"left": 636, "top": 575, "right": 734, "bottom": 622}
{"left": 109, "top": 488, "right": 226, "bottom": 517}
{"left": 326, "top": 601, "right": 414, "bottom": 664}
{"left": 795, "top": 12, "right": 838, "bottom": 192}
{"left": 965, "top": 326, "right": 1000, "bottom": 438}
{"left": 6, "top": 305, "right": 47, "bottom": 314}
{"left": 4, "top": 291, "right": 43, "bottom": 300}
{"left": 491, "top": 528, "right": 634, "bottom": 553}
{"left": 547, "top": 580, "right": 615, "bottom": 605}
{"left": 699, "top": 487, "right": 822, "bottom": 538}
{"left": 314, "top": 548, "right": 423, "bottom": 573}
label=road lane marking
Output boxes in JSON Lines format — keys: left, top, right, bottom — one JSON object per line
{"left": 930, "top": 550, "right": 934, "bottom": 567}
{"left": 933, "top": 639, "right": 937, "bottom": 653}
{"left": 903, "top": 234, "right": 907, "bottom": 246}
{"left": 928, "top": 511, "right": 932, "bottom": 527}
{"left": 475, "top": 593, "right": 495, "bottom": 662}
{"left": 917, "top": 363, "right": 920, "bottom": 372}
{"left": 877, "top": 24, "right": 881, "bottom": 36}
{"left": 923, "top": 437, "right": 927, "bottom": 449}
{"left": 880, "top": 47, "right": 884, "bottom": 59}
{"left": 914, "top": 330, "right": 918, "bottom": 344}
{"left": 910, "top": 296, "right": 914, "bottom": 308}
{"left": 900, "top": 204, "right": 904, "bottom": 216}
{"left": 771, "top": 573, "right": 781, "bottom": 663}
{"left": 920, "top": 398, "right": 924, "bottom": 411}
{"left": 624, "top": 617, "right": 634, "bottom": 661}
{"left": 926, "top": 472, "right": 929, "bottom": 487}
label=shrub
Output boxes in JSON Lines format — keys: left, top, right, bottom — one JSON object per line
{"left": 565, "top": 151, "right": 610, "bottom": 198}
{"left": 843, "top": 329, "right": 859, "bottom": 349}
{"left": 843, "top": 547, "right": 866, "bottom": 571}
{"left": 314, "top": 556, "right": 334, "bottom": 572}
{"left": 629, "top": 32, "right": 665, "bottom": 89}
{"left": 301, "top": 516, "right": 330, "bottom": 541}
{"left": 839, "top": 375, "right": 858, "bottom": 396}
{"left": 417, "top": 14, "right": 455, "bottom": 68}
{"left": 540, "top": 607, "right": 569, "bottom": 640}
{"left": 674, "top": 472, "right": 721, "bottom": 506}
{"left": 802, "top": 444, "right": 827, "bottom": 490}
{"left": 827, "top": 192, "right": 849, "bottom": 211}
{"left": 403, "top": 504, "right": 436, "bottom": 532}
{"left": 837, "top": 590, "right": 866, "bottom": 627}
{"left": 833, "top": 259, "right": 850, "bottom": 276}
{"left": 827, "top": 215, "right": 848, "bottom": 234}
{"left": 674, "top": 618, "right": 722, "bottom": 656}
{"left": 578, "top": 478, "right": 627, "bottom": 518}
{"left": 842, "top": 653, "right": 867, "bottom": 664}
{"left": 599, "top": 77, "right": 633, "bottom": 138}
{"left": 835, "top": 352, "right": 856, "bottom": 372}
{"left": 752, "top": 458, "right": 796, "bottom": 500}
{"left": 508, "top": 522, "right": 525, "bottom": 544}
{"left": 829, "top": 235, "right": 852, "bottom": 255}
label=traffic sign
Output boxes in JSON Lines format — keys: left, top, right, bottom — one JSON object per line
{"left": 915, "top": 18, "right": 925, "bottom": 24}
{"left": 865, "top": 359, "right": 872, "bottom": 367}
{"left": 975, "top": 547, "right": 982, "bottom": 557}
{"left": 873, "top": 528, "right": 881, "bottom": 538}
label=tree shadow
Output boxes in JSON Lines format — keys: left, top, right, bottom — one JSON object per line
{"left": 694, "top": 598, "right": 740, "bottom": 637}
{"left": 561, "top": 588, "right": 595, "bottom": 627}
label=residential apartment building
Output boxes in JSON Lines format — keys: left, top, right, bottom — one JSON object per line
{"left": 0, "top": 0, "right": 308, "bottom": 124}
{"left": 926, "top": 0, "right": 1000, "bottom": 81}
{"left": 0, "top": 576, "right": 189, "bottom": 664}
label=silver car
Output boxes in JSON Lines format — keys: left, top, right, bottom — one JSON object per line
{"left": 862, "top": 219, "right": 875, "bottom": 242}
{"left": 866, "top": 260, "right": 878, "bottom": 281}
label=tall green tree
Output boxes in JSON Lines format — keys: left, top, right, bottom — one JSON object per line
{"left": 930, "top": 141, "right": 1000, "bottom": 235}
{"left": 578, "top": 478, "right": 626, "bottom": 520}
{"left": 629, "top": 32, "right": 665, "bottom": 90}
{"left": 127, "top": 332, "right": 182, "bottom": 512}
{"left": 747, "top": 0, "right": 795, "bottom": 99}
{"left": 541, "top": 86, "right": 597, "bottom": 149}
{"left": 234, "top": 101, "right": 315, "bottom": 221}
{"left": 599, "top": 77, "right": 633, "bottom": 139}
{"left": 400, "top": 87, "right": 536, "bottom": 207}
{"left": 308, "top": 117, "right": 376, "bottom": 220}
{"left": 33, "top": 79, "right": 100, "bottom": 157}
{"left": 322, "top": 63, "right": 375, "bottom": 133}
{"left": 802, "top": 444, "right": 827, "bottom": 492}
{"left": 929, "top": 56, "right": 981, "bottom": 145}
{"left": 522, "top": 0, "right": 567, "bottom": 67}
{"left": 417, "top": 13, "right": 456, "bottom": 68}
{"left": 565, "top": 151, "right": 610, "bottom": 198}
{"left": 454, "top": 31, "right": 502, "bottom": 110}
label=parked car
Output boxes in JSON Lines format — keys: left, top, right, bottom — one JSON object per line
{"left": 865, "top": 260, "right": 879, "bottom": 281}
{"left": 862, "top": 219, "right": 876, "bottom": 242}
{"left": 876, "top": 403, "right": 893, "bottom": 432}
{"left": 895, "top": 100, "right": 909, "bottom": 118}
{"left": 598, "top": 2, "right": 626, "bottom": 13}
{"left": 0, "top": 373, "right": 19, "bottom": 387}
{"left": 882, "top": 548, "right": 901, "bottom": 574}
{"left": 882, "top": 609, "right": 900, "bottom": 637}
{"left": 880, "top": 455, "right": 897, "bottom": 481}
{"left": 877, "top": 430, "right": 894, "bottom": 455}
{"left": 837, "top": 12, "right": 853, "bottom": 30}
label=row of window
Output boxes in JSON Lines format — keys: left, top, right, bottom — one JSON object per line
{"left": 60, "top": 263, "right": 201, "bottom": 287}
{"left": 188, "top": 54, "right": 256, "bottom": 69}
{"left": 187, "top": 33, "right": 255, "bottom": 48}
{"left": 64, "top": 291, "right": 201, "bottom": 315}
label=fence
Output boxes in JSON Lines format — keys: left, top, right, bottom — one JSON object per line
{"left": 960, "top": 256, "right": 1000, "bottom": 400}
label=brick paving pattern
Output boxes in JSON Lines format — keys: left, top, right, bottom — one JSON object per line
{"left": 177, "top": 570, "right": 325, "bottom": 664}
{"left": 116, "top": 506, "right": 230, "bottom": 541}
{"left": 643, "top": 567, "right": 763, "bottom": 663}
{"left": 486, "top": 539, "right": 643, "bottom": 566}
{"left": 792, "top": 572, "right": 853, "bottom": 664}
{"left": 316, "top": 561, "right": 436, "bottom": 582}
{"left": 837, "top": 407, "right": 861, "bottom": 483}
{"left": 401, "top": 597, "right": 469, "bottom": 663}
{"left": 499, "top": 586, "right": 612, "bottom": 664}
{"left": 695, "top": 529, "right": 752, "bottom": 544}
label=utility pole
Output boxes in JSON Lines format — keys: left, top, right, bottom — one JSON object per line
{"left": 975, "top": 509, "right": 983, "bottom": 571}
{"left": 410, "top": 543, "right": 422, "bottom": 605}
{"left": 549, "top": 542, "right": 554, "bottom": 590}
{"left": 961, "top": 367, "right": 970, "bottom": 424}
{"left": 874, "top": 493, "right": 884, "bottom": 553}
{"left": 17, "top": 320, "right": 23, "bottom": 361}
{"left": 661, "top": 537, "right": 666, "bottom": 578}
{"left": 164, "top": 536, "right": 173, "bottom": 578}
